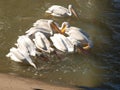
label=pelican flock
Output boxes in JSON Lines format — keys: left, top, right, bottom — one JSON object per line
{"left": 6, "top": 4, "right": 93, "bottom": 68}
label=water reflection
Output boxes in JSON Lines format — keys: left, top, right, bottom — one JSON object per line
{"left": 0, "top": 0, "right": 120, "bottom": 89}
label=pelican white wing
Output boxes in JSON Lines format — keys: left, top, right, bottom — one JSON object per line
{"left": 60, "top": 34, "right": 74, "bottom": 52}
{"left": 46, "top": 5, "right": 68, "bottom": 17}
{"left": 33, "top": 19, "right": 53, "bottom": 27}
{"left": 6, "top": 47, "right": 36, "bottom": 68}
{"left": 66, "top": 27, "right": 89, "bottom": 43}
{"left": 46, "top": 4, "right": 78, "bottom": 18}
{"left": 33, "top": 32, "right": 54, "bottom": 53}
{"left": 6, "top": 47, "right": 25, "bottom": 62}
{"left": 66, "top": 26, "right": 93, "bottom": 49}
{"left": 50, "top": 34, "right": 74, "bottom": 52}
{"left": 16, "top": 35, "right": 36, "bottom": 56}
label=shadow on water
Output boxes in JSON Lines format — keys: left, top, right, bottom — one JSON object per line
{"left": 0, "top": 0, "right": 120, "bottom": 89}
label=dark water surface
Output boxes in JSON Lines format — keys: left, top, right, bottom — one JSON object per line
{"left": 0, "top": 0, "right": 120, "bottom": 89}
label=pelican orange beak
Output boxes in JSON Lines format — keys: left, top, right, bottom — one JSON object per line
{"left": 82, "top": 43, "right": 91, "bottom": 50}
{"left": 78, "top": 43, "right": 90, "bottom": 54}
{"left": 50, "top": 22, "right": 66, "bottom": 34}
{"left": 60, "top": 24, "right": 66, "bottom": 34}
{"left": 50, "top": 22, "right": 61, "bottom": 33}
{"left": 71, "top": 8, "right": 78, "bottom": 18}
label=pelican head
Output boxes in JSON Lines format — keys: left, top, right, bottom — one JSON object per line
{"left": 68, "top": 4, "right": 78, "bottom": 18}
{"left": 60, "top": 22, "right": 70, "bottom": 34}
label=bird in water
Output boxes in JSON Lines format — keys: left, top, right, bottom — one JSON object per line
{"left": 6, "top": 35, "right": 37, "bottom": 68}
{"left": 65, "top": 26, "right": 93, "bottom": 51}
{"left": 15, "top": 35, "right": 36, "bottom": 57}
{"left": 26, "top": 19, "right": 66, "bottom": 37}
{"left": 6, "top": 47, "right": 37, "bottom": 69}
{"left": 45, "top": 4, "right": 78, "bottom": 18}
{"left": 33, "top": 32, "right": 54, "bottom": 53}
{"left": 50, "top": 33, "right": 74, "bottom": 53}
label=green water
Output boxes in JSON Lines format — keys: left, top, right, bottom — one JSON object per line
{"left": 0, "top": 0, "right": 120, "bottom": 89}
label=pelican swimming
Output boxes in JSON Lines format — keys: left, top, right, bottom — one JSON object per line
{"left": 45, "top": 4, "right": 78, "bottom": 18}
{"left": 65, "top": 26, "right": 93, "bottom": 50}
{"left": 33, "top": 19, "right": 58, "bottom": 28}
{"left": 50, "top": 34, "right": 74, "bottom": 52}
{"left": 6, "top": 47, "right": 25, "bottom": 62}
{"left": 26, "top": 19, "right": 65, "bottom": 37}
{"left": 26, "top": 19, "right": 55, "bottom": 37}
{"left": 16, "top": 35, "right": 36, "bottom": 56}
{"left": 33, "top": 32, "right": 54, "bottom": 53}
{"left": 6, "top": 47, "right": 36, "bottom": 68}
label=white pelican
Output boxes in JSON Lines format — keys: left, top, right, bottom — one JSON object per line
{"left": 33, "top": 19, "right": 58, "bottom": 28}
{"left": 6, "top": 47, "right": 25, "bottom": 62}
{"left": 50, "top": 34, "right": 74, "bottom": 52}
{"left": 16, "top": 35, "right": 36, "bottom": 56}
{"left": 46, "top": 4, "right": 78, "bottom": 18}
{"left": 26, "top": 19, "right": 54, "bottom": 36}
{"left": 6, "top": 47, "right": 37, "bottom": 68}
{"left": 33, "top": 32, "right": 54, "bottom": 53}
{"left": 65, "top": 26, "right": 93, "bottom": 50}
{"left": 26, "top": 19, "right": 65, "bottom": 37}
